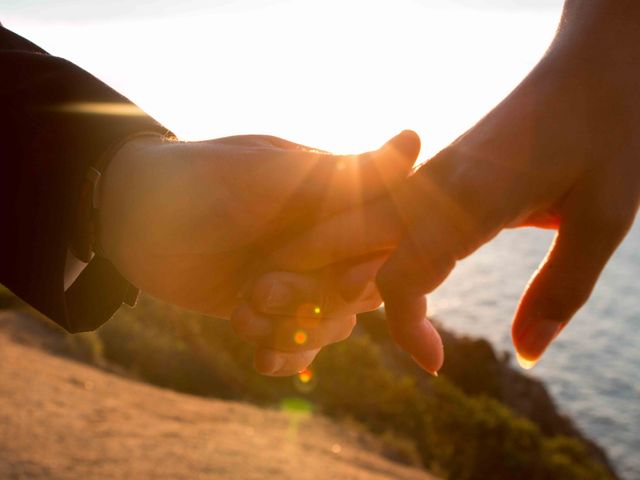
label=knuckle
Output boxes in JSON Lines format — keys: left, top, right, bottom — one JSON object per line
{"left": 376, "top": 246, "right": 454, "bottom": 298}
{"left": 410, "top": 252, "right": 455, "bottom": 294}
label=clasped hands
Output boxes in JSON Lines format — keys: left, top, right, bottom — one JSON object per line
{"left": 98, "top": 36, "right": 640, "bottom": 376}
{"left": 98, "top": 130, "right": 442, "bottom": 376}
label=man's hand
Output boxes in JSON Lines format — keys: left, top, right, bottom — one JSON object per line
{"left": 97, "top": 131, "right": 421, "bottom": 322}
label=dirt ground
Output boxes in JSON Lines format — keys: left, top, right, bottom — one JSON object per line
{"left": 0, "top": 311, "right": 436, "bottom": 480}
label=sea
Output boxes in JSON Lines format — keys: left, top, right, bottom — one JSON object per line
{"left": 428, "top": 220, "right": 640, "bottom": 479}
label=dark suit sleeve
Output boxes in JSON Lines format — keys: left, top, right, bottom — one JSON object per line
{"left": 0, "top": 26, "right": 172, "bottom": 332}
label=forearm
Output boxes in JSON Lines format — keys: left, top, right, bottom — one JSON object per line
{"left": 553, "top": 1, "right": 640, "bottom": 70}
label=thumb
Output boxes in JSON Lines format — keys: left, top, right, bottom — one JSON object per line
{"left": 299, "top": 130, "right": 421, "bottom": 215}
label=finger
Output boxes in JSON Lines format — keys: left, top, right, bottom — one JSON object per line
{"left": 254, "top": 347, "right": 321, "bottom": 376}
{"left": 376, "top": 240, "right": 447, "bottom": 375}
{"left": 231, "top": 303, "right": 356, "bottom": 352}
{"left": 269, "top": 142, "right": 508, "bottom": 273}
{"left": 374, "top": 147, "right": 518, "bottom": 374}
{"left": 512, "top": 203, "right": 635, "bottom": 369}
{"left": 373, "top": 197, "right": 479, "bottom": 376}
{"left": 250, "top": 254, "right": 387, "bottom": 317}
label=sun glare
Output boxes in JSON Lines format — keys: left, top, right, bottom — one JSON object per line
{"left": 52, "top": 102, "right": 146, "bottom": 116}
{"left": 6, "top": 1, "right": 562, "bottom": 156}
{"left": 293, "top": 330, "right": 308, "bottom": 345}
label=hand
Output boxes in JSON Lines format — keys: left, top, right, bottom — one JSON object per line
{"left": 97, "top": 131, "right": 421, "bottom": 320}
{"left": 258, "top": 196, "right": 445, "bottom": 375}
{"left": 231, "top": 253, "right": 392, "bottom": 375}
{"left": 374, "top": 4, "right": 640, "bottom": 369}
{"left": 268, "top": 2, "right": 640, "bottom": 372}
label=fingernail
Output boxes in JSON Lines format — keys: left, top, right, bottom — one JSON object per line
{"left": 405, "top": 318, "right": 445, "bottom": 377}
{"left": 264, "top": 282, "right": 292, "bottom": 310}
{"left": 515, "top": 352, "right": 538, "bottom": 370}
{"left": 412, "top": 355, "right": 440, "bottom": 377}
{"left": 515, "top": 319, "right": 564, "bottom": 368}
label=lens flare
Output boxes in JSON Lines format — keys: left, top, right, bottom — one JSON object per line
{"left": 313, "top": 306, "right": 321, "bottom": 315}
{"left": 294, "top": 330, "right": 308, "bottom": 345}
{"left": 298, "top": 368, "right": 313, "bottom": 384}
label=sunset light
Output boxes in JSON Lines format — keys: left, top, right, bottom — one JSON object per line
{"left": 4, "top": 1, "right": 640, "bottom": 478}
{"left": 4, "top": 0, "right": 562, "bottom": 157}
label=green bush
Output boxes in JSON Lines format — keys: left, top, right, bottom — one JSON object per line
{"left": 82, "top": 295, "right": 613, "bottom": 480}
{"left": 97, "top": 298, "right": 292, "bottom": 401}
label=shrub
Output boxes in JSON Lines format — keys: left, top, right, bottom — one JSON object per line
{"left": 81, "top": 295, "right": 614, "bottom": 480}
{"left": 65, "top": 331, "right": 104, "bottom": 364}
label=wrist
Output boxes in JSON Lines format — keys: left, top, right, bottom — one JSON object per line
{"left": 551, "top": 2, "right": 640, "bottom": 76}
{"left": 97, "top": 133, "right": 167, "bottom": 263}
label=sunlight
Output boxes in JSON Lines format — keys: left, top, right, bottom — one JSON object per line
{"left": 516, "top": 352, "right": 537, "bottom": 370}
{"left": 5, "top": 0, "right": 562, "bottom": 157}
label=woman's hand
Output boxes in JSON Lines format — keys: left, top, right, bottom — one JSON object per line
{"left": 97, "top": 131, "right": 421, "bottom": 321}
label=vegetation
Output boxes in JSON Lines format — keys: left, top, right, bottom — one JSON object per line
{"left": 0, "top": 287, "right": 613, "bottom": 479}
{"left": 82, "top": 295, "right": 612, "bottom": 480}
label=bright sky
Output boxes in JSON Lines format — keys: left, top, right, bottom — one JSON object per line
{"left": 4, "top": 0, "right": 563, "bottom": 157}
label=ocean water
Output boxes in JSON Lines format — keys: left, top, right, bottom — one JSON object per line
{"left": 428, "top": 220, "right": 640, "bottom": 479}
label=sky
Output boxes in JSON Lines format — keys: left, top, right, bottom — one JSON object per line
{"left": 3, "top": 0, "right": 564, "bottom": 156}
